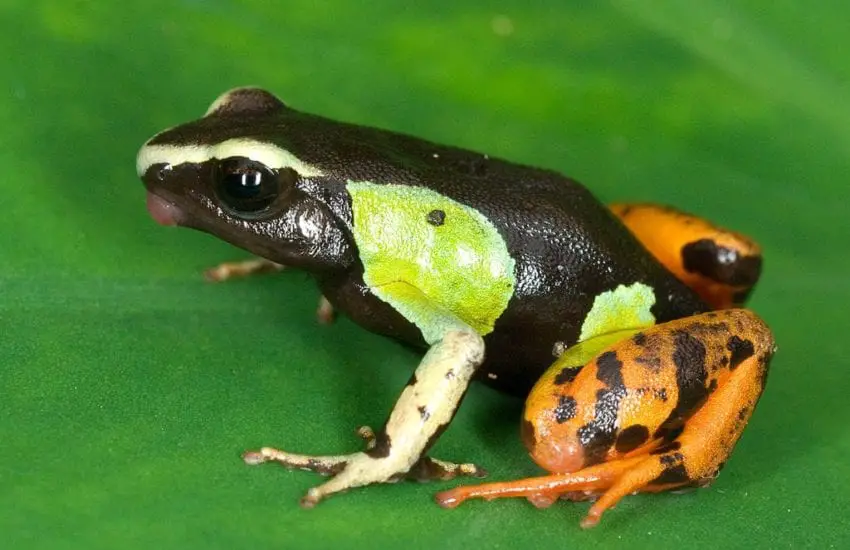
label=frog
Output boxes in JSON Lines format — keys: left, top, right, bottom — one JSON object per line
{"left": 136, "top": 87, "right": 776, "bottom": 527}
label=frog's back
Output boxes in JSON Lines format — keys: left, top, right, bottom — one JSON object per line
{"left": 244, "top": 109, "right": 710, "bottom": 393}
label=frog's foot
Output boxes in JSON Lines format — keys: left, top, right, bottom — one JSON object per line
{"left": 355, "top": 425, "right": 487, "bottom": 481}
{"left": 609, "top": 203, "right": 762, "bottom": 309}
{"left": 243, "top": 425, "right": 486, "bottom": 488}
{"left": 314, "top": 295, "right": 337, "bottom": 325}
{"left": 244, "top": 328, "right": 486, "bottom": 507}
{"left": 407, "top": 456, "right": 488, "bottom": 482}
{"left": 437, "top": 309, "right": 776, "bottom": 528}
{"left": 204, "top": 257, "right": 285, "bottom": 282}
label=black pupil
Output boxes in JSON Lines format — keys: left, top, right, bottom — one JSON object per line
{"left": 215, "top": 157, "right": 281, "bottom": 215}
{"left": 225, "top": 171, "right": 263, "bottom": 199}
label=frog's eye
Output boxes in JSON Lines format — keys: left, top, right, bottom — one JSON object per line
{"left": 214, "top": 157, "right": 294, "bottom": 217}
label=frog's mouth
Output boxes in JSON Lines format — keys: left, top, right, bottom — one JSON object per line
{"left": 146, "top": 191, "right": 185, "bottom": 226}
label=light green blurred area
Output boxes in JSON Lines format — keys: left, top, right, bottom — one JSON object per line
{"left": 2, "top": 1, "right": 848, "bottom": 548}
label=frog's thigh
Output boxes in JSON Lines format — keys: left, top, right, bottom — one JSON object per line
{"left": 609, "top": 203, "right": 763, "bottom": 309}
{"left": 437, "top": 309, "right": 776, "bottom": 528}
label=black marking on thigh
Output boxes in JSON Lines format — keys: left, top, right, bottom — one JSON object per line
{"left": 365, "top": 429, "right": 392, "bottom": 459}
{"left": 554, "top": 395, "right": 578, "bottom": 423}
{"left": 615, "top": 425, "right": 650, "bottom": 453}
{"left": 727, "top": 335, "right": 755, "bottom": 370}
{"left": 577, "top": 351, "right": 626, "bottom": 465}
{"left": 633, "top": 332, "right": 647, "bottom": 346}
{"left": 659, "top": 452, "right": 684, "bottom": 467}
{"left": 406, "top": 373, "right": 419, "bottom": 388}
{"left": 554, "top": 366, "right": 580, "bottom": 385}
{"left": 596, "top": 351, "right": 624, "bottom": 387}
{"left": 650, "top": 441, "right": 682, "bottom": 455}
{"left": 651, "top": 463, "right": 690, "bottom": 486}
{"left": 656, "top": 331, "right": 709, "bottom": 434}
{"left": 656, "top": 425, "right": 684, "bottom": 443}
{"left": 418, "top": 405, "right": 430, "bottom": 421}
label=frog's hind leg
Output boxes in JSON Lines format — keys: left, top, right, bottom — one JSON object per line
{"left": 436, "top": 309, "right": 776, "bottom": 528}
{"left": 609, "top": 203, "right": 762, "bottom": 309}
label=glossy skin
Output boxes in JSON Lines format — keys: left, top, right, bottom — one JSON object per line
{"left": 139, "top": 90, "right": 707, "bottom": 395}
{"left": 137, "top": 88, "right": 774, "bottom": 525}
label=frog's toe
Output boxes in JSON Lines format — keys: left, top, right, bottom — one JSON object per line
{"left": 204, "top": 257, "right": 285, "bottom": 282}
{"left": 406, "top": 456, "right": 488, "bottom": 482}
{"left": 241, "top": 446, "right": 348, "bottom": 476}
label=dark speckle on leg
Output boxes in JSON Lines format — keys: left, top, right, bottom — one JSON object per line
{"left": 727, "top": 335, "right": 755, "bottom": 370}
{"left": 615, "top": 424, "right": 650, "bottom": 453}
{"left": 554, "top": 395, "right": 578, "bottom": 423}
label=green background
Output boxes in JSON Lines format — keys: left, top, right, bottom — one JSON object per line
{"left": 3, "top": 1, "right": 848, "bottom": 548}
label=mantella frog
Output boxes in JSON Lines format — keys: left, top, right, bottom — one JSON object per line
{"left": 136, "top": 88, "right": 775, "bottom": 527}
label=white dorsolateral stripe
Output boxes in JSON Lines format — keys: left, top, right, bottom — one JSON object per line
{"left": 135, "top": 138, "right": 327, "bottom": 178}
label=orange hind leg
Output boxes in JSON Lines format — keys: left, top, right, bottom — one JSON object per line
{"left": 609, "top": 203, "right": 762, "bottom": 309}
{"left": 436, "top": 310, "right": 775, "bottom": 528}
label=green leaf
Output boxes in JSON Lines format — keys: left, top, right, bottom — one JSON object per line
{"left": 2, "top": 1, "right": 848, "bottom": 548}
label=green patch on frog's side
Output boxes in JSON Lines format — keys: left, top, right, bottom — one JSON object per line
{"left": 544, "top": 282, "right": 657, "bottom": 379}
{"left": 347, "top": 181, "right": 515, "bottom": 344}
{"left": 544, "top": 281, "right": 657, "bottom": 378}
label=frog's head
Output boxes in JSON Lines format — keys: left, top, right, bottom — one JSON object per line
{"left": 136, "top": 87, "right": 353, "bottom": 271}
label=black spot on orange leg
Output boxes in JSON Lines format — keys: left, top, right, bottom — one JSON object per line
{"left": 615, "top": 425, "right": 650, "bottom": 453}
{"left": 586, "top": 314, "right": 775, "bottom": 526}
{"left": 609, "top": 203, "right": 763, "bottom": 309}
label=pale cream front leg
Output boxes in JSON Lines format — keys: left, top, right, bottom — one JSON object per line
{"left": 244, "top": 328, "right": 485, "bottom": 506}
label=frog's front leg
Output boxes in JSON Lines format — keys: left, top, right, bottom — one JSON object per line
{"left": 204, "top": 257, "right": 336, "bottom": 324}
{"left": 437, "top": 309, "right": 776, "bottom": 527}
{"left": 243, "top": 326, "right": 487, "bottom": 507}
{"left": 204, "top": 257, "right": 285, "bottom": 282}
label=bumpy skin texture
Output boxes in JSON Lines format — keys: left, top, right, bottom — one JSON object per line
{"left": 141, "top": 96, "right": 708, "bottom": 395}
